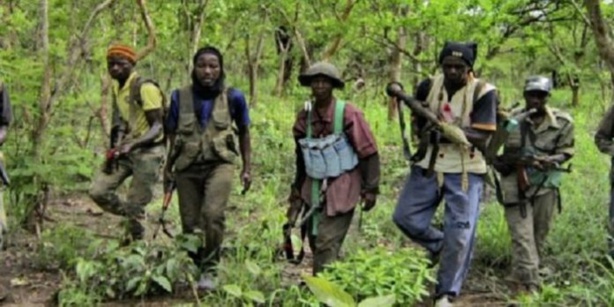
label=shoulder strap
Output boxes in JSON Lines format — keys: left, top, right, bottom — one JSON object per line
{"left": 333, "top": 100, "right": 346, "bottom": 134}
{"left": 226, "top": 87, "right": 237, "bottom": 118}
{"left": 473, "top": 80, "right": 486, "bottom": 103}
{"left": 177, "top": 86, "right": 194, "bottom": 115}
{"left": 129, "top": 76, "right": 143, "bottom": 106}
{"left": 131, "top": 77, "right": 166, "bottom": 108}
{"left": 306, "top": 100, "right": 346, "bottom": 138}
{"left": 307, "top": 109, "right": 313, "bottom": 138}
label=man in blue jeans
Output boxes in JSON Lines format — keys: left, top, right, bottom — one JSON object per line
{"left": 392, "top": 41, "right": 498, "bottom": 307}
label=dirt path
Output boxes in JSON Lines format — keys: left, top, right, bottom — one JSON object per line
{"left": 0, "top": 197, "right": 146, "bottom": 306}
{"left": 0, "top": 196, "right": 516, "bottom": 307}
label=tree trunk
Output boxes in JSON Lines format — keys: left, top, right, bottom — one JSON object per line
{"left": 387, "top": 25, "right": 408, "bottom": 121}
{"left": 274, "top": 40, "right": 291, "bottom": 96}
{"left": 245, "top": 29, "right": 265, "bottom": 106}
{"left": 33, "top": 0, "right": 51, "bottom": 160}
{"left": 98, "top": 74, "right": 112, "bottom": 137}
{"left": 412, "top": 31, "right": 426, "bottom": 87}
{"left": 26, "top": 0, "right": 117, "bottom": 234}
{"left": 321, "top": 0, "right": 356, "bottom": 61}
{"left": 585, "top": 0, "right": 614, "bottom": 84}
{"left": 186, "top": 0, "right": 209, "bottom": 75}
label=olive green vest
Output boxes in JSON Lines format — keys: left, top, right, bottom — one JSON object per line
{"left": 172, "top": 86, "right": 239, "bottom": 172}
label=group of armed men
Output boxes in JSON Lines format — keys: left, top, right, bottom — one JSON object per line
{"left": 1, "top": 40, "right": 614, "bottom": 305}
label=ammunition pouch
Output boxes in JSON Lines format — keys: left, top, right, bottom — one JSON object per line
{"left": 298, "top": 133, "right": 358, "bottom": 180}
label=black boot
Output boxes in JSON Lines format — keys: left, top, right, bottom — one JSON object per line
{"left": 121, "top": 219, "right": 145, "bottom": 246}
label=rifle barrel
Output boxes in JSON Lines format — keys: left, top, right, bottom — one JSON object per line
{"left": 386, "top": 83, "right": 440, "bottom": 125}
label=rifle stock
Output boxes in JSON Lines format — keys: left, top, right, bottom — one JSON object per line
{"left": 286, "top": 198, "right": 304, "bottom": 227}
{"left": 517, "top": 166, "right": 529, "bottom": 192}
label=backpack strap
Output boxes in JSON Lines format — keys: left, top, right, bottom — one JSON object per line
{"left": 111, "top": 86, "right": 124, "bottom": 129}
{"left": 306, "top": 99, "right": 346, "bottom": 237}
{"left": 306, "top": 100, "right": 346, "bottom": 138}
{"left": 130, "top": 76, "right": 158, "bottom": 107}
{"left": 333, "top": 100, "right": 346, "bottom": 134}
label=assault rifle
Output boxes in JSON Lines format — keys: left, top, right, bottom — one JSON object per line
{"left": 513, "top": 155, "right": 572, "bottom": 193}
{"left": 496, "top": 152, "right": 572, "bottom": 218}
{"left": 104, "top": 126, "right": 125, "bottom": 174}
{"left": 280, "top": 184, "right": 324, "bottom": 264}
{"left": 152, "top": 180, "right": 175, "bottom": 239}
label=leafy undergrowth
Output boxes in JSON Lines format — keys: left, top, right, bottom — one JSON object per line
{"left": 37, "top": 221, "right": 435, "bottom": 306}
{"left": 4, "top": 88, "right": 614, "bottom": 306}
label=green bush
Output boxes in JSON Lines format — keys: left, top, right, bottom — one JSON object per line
{"left": 319, "top": 246, "right": 435, "bottom": 306}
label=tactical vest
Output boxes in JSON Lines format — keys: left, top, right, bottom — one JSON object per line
{"left": 415, "top": 74, "right": 495, "bottom": 174}
{"left": 172, "top": 87, "right": 239, "bottom": 172}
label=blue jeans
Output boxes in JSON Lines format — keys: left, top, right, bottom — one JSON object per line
{"left": 393, "top": 166, "right": 483, "bottom": 297}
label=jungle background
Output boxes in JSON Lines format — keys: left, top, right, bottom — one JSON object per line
{"left": 2, "top": 0, "right": 614, "bottom": 306}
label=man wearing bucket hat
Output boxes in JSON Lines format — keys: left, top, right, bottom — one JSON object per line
{"left": 494, "top": 76, "right": 574, "bottom": 295}
{"left": 288, "top": 61, "right": 380, "bottom": 275}
{"left": 392, "top": 41, "right": 499, "bottom": 306}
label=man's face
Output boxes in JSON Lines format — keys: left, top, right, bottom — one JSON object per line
{"left": 194, "top": 53, "right": 221, "bottom": 87}
{"left": 107, "top": 56, "right": 133, "bottom": 81}
{"left": 524, "top": 90, "right": 549, "bottom": 112}
{"left": 441, "top": 56, "right": 470, "bottom": 86}
{"left": 310, "top": 75, "right": 334, "bottom": 99}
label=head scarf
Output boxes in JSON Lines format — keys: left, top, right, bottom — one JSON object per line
{"left": 106, "top": 44, "right": 137, "bottom": 64}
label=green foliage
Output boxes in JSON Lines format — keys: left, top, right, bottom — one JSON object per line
{"left": 219, "top": 260, "right": 268, "bottom": 306}
{"left": 302, "top": 274, "right": 396, "bottom": 307}
{"left": 5, "top": 0, "right": 614, "bottom": 306}
{"left": 317, "top": 246, "right": 434, "bottom": 306}
{"left": 55, "top": 233, "right": 200, "bottom": 305}
{"left": 35, "top": 223, "right": 99, "bottom": 270}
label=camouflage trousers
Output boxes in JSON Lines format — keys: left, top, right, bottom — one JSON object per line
{"left": 88, "top": 145, "right": 165, "bottom": 236}
{"left": 504, "top": 189, "right": 557, "bottom": 287}
{"left": 175, "top": 162, "right": 234, "bottom": 273}
{"left": 306, "top": 208, "right": 355, "bottom": 275}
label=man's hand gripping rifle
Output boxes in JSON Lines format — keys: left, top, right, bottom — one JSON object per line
{"left": 384, "top": 82, "right": 471, "bottom": 147}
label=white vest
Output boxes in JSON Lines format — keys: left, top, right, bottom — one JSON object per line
{"left": 415, "top": 74, "right": 495, "bottom": 174}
